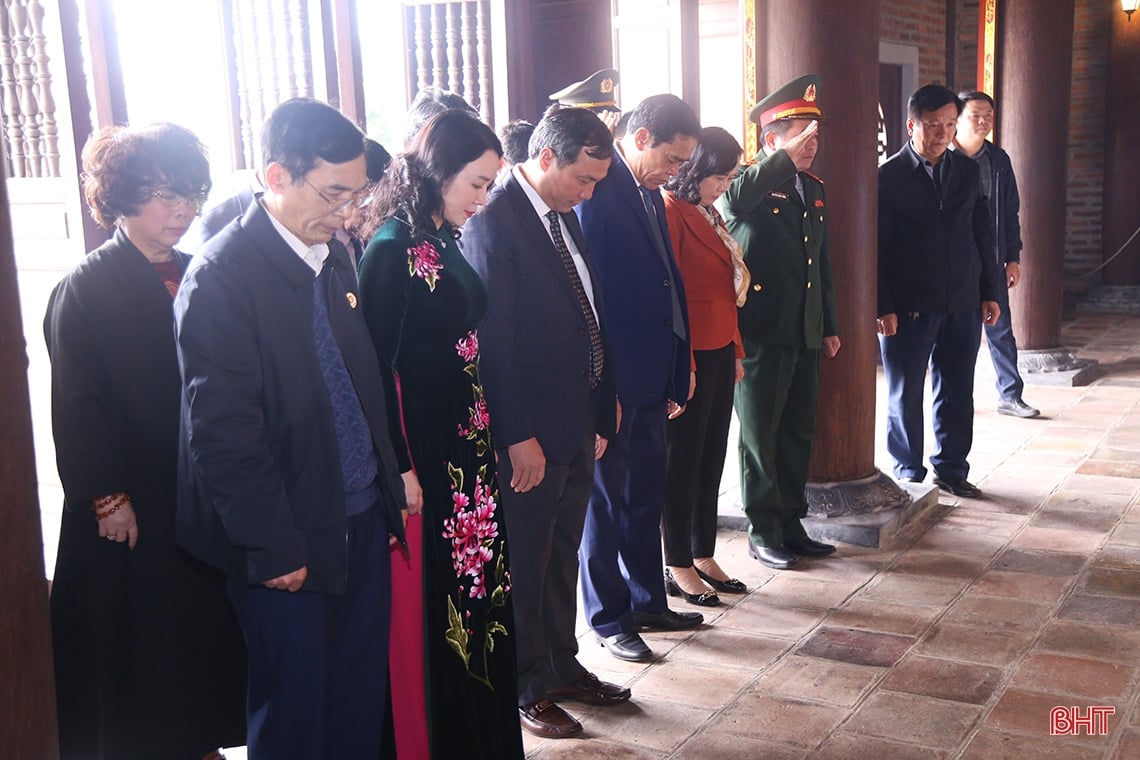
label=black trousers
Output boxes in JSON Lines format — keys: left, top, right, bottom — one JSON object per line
{"left": 663, "top": 343, "right": 737, "bottom": 565}
{"left": 498, "top": 430, "right": 595, "bottom": 706}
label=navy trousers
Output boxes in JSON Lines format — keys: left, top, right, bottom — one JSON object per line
{"left": 580, "top": 401, "right": 668, "bottom": 638}
{"left": 227, "top": 504, "right": 391, "bottom": 760}
{"left": 879, "top": 310, "right": 982, "bottom": 482}
{"left": 984, "top": 276, "right": 1025, "bottom": 402}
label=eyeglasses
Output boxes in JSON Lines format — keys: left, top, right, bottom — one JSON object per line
{"left": 152, "top": 188, "right": 208, "bottom": 212}
{"left": 304, "top": 178, "right": 373, "bottom": 214}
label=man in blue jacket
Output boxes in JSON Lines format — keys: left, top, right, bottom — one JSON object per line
{"left": 877, "top": 85, "right": 1004, "bottom": 499}
{"left": 576, "top": 94, "right": 703, "bottom": 663}
{"left": 953, "top": 90, "right": 1039, "bottom": 418}
{"left": 174, "top": 98, "right": 409, "bottom": 759}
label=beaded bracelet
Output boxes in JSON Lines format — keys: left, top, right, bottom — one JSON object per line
{"left": 95, "top": 503, "right": 124, "bottom": 521}
{"left": 93, "top": 492, "right": 128, "bottom": 520}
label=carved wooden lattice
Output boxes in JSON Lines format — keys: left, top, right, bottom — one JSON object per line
{"left": 228, "top": 0, "right": 315, "bottom": 169}
{"left": 0, "top": 0, "right": 60, "bottom": 178}
{"left": 404, "top": 1, "right": 493, "bottom": 125}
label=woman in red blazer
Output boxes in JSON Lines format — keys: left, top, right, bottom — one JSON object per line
{"left": 661, "top": 126, "right": 750, "bottom": 605}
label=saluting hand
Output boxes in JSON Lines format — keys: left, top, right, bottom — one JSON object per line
{"left": 783, "top": 120, "right": 820, "bottom": 172}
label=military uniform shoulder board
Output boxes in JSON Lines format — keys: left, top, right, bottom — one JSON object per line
{"left": 802, "top": 170, "right": 824, "bottom": 185}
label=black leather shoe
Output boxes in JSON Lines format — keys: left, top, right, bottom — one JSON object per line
{"left": 596, "top": 632, "right": 652, "bottom": 662}
{"left": 548, "top": 672, "right": 631, "bottom": 706}
{"left": 747, "top": 542, "right": 797, "bottom": 569}
{"left": 933, "top": 475, "right": 983, "bottom": 499}
{"left": 630, "top": 608, "right": 704, "bottom": 631}
{"left": 785, "top": 537, "right": 836, "bottom": 557}
{"left": 665, "top": 568, "right": 720, "bottom": 607}
{"left": 695, "top": 568, "right": 747, "bottom": 594}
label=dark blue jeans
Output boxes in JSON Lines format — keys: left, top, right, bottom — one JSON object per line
{"left": 879, "top": 310, "right": 982, "bottom": 481}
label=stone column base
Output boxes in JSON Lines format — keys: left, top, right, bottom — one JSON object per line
{"left": 800, "top": 470, "right": 940, "bottom": 548}
{"left": 1018, "top": 347, "right": 1101, "bottom": 387}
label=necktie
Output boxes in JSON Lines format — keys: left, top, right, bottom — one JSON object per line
{"left": 638, "top": 186, "right": 687, "bottom": 340}
{"left": 546, "top": 210, "right": 604, "bottom": 389}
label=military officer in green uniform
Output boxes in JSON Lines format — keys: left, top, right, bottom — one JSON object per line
{"left": 721, "top": 74, "right": 841, "bottom": 570}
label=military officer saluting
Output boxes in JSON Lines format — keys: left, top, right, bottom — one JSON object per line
{"left": 721, "top": 74, "right": 841, "bottom": 570}
{"left": 548, "top": 68, "right": 623, "bottom": 134}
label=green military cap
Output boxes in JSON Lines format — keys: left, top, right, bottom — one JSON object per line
{"left": 748, "top": 74, "right": 822, "bottom": 127}
{"left": 548, "top": 69, "right": 620, "bottom": 111}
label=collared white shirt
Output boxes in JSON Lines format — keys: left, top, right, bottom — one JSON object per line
{"left": 262, "top": 198, "right": 330, "bottom": 276}
{"left": 512, "top": 164, "right": 598, "bottom": 319}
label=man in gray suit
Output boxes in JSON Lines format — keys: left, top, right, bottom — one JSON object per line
{"left": 463, "top": 107, "right": 624, "bottom": 740}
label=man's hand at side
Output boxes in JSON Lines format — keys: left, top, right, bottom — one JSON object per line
{"left": 508, "top": 437, "right": 546, "bottom": 493}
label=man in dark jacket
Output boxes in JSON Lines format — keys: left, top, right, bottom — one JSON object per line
{"left": 877, "top": 85, "right": 1004, "bottom": 499}
{"left": 953, "top": 90, "right": 1039, "bottom": 418}
{"left": 174, "top": 98, "right": 409, "bottom": 759}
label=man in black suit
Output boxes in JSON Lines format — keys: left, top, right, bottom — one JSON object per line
{"left": 877, "top": 85, "right": 1003, "bottom": 498}
{"left": 463, "top": 107, "right": 625, "bottom": 740}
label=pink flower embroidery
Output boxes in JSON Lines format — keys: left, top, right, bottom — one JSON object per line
{"left": 407, "top": 241, "right": 443, "bottom": 291}
{"left": 442, "top": 474, "right": 500, "bottom": 599}
{"left": 455, "top": 330, "right": 479, "bottom": 362}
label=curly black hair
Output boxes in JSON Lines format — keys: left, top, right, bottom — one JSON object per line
{"left": 664, "top": 126, "right": 742, "bottom": 205}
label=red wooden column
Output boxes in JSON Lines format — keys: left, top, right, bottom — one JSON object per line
{"left": 1102, "top": 1, "right": 1140, "bottom": 285}
{"left": 0, "top": 152, "right": 59, "bottom": 753}
{"left": 761, "top": 0, "right": 909, "bottom": 525}
{"left": 997, "top": 0, "right": 1074, "bottom": 351}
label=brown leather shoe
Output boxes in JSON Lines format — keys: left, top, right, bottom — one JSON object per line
{"left": 548, "top": 672, "right": 631, "bottom": 706}
{"left": 519, "top": 698, "right": 583, "bottom": 738}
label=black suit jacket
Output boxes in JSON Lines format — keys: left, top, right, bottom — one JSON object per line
{"left": 878, "top": 144, "right": 1002, "bottom": 316}
{"left": 463, "top": 173, "right": 617, "bottom": 465}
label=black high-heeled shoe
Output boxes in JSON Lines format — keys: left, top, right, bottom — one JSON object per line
{"left": 695, "top": 567, "right": 747, "bottom": 594}
{"left": 665, "top": 568, "right": 720, "bottom": 607}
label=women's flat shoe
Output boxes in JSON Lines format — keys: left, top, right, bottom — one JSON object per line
{"left": 695, "top": 568, "right": 747, "bottom": 594}
{"left": 665, "top": 568, "right": 720, "bottom": 607}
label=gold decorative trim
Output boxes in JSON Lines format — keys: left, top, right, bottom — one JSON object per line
{"left": 979, "top": 0, "right": 997, "bottom": 97}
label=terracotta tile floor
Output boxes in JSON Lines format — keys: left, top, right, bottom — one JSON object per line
{"left": 525, "top": 313, "right": 1140, "bottom": 759}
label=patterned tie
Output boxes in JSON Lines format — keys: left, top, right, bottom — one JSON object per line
{"left": 638, "top": 186, "right": 687, "bottom": 340}
{"left": 546, "top": 210, "right": 604, "bottom": 389}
